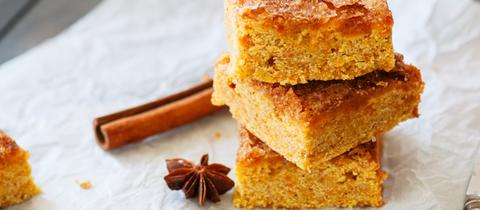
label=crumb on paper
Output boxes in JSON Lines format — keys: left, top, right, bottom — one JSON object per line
{"left": 202, "top": 74, "right": 212, "bottom": 82}
{"left": 214, "top": 132, "right": 222, "bottom": 140}
{"left": 78, "top": 181, "right": 92, "bottom": 190}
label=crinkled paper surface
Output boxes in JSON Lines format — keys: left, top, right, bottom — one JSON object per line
{"left": 0, "top": 0, "right": 479, "bottom": 209}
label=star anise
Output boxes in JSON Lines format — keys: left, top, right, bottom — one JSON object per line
{"left": 164, "top": 154, "right": 235, "bottom": 206}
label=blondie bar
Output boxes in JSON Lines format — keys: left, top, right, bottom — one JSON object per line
{"left": 0, "top": 131, "right": 40, "bottom": 208}
{"left": 212, "top": 54, "right": 423, "bottom": 170}
{"left": 225, "top": 0, "right": 395, "bottom": 84}
{"left": 234, "top": 128, "right": 387, "bottom": 208}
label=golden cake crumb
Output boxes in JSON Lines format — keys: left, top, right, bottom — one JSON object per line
{"left": 202, "top": 74, "right": 213, "bottom": 82}
{"left": 214, "top": 132, "right": 222, "bottom": 140}
{"left": 79, "top": 181, "right": 92, "bottom": 190}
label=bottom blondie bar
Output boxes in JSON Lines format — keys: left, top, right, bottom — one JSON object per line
{"left": 234, "top": 128, "right": 387, "bottom": 209}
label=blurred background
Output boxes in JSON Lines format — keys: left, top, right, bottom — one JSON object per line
{"left": 0, "top": 0, "right": 99, "bottom": 63}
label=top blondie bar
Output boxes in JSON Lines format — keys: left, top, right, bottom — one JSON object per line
{"left": 225, "top": 0, "right": 395, "bottom": 84}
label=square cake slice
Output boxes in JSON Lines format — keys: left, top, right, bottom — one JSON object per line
{"left": 212, "top": 54, "right": 423, "bottom": 170}
{"left": 0, "top": 131, "right": 40, "bottom": 208}
{"left": 234, "top": 128, "right": 387, "bottom": 208}
{"left": 225, "top": 0, "right": 395, "bottom": 84}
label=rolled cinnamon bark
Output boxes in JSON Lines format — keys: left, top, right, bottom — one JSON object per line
{"left": 94, "top": 79, "right": 223, "bottom": 150}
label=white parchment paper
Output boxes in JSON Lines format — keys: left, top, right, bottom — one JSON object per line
{"left": 0, "top": 0, "right": 479, "bottom": 209}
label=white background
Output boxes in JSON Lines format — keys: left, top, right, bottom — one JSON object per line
{"left": 0, "top": 0, "right": 479, "bottom": 209}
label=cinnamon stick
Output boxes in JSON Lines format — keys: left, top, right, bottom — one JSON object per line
{"left": 93, "top": 79, "right": 223, "bottom": 150}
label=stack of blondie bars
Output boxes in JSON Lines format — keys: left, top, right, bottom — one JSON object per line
{"left": 212, "top": 0, "right": 424, "bottom": 208}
